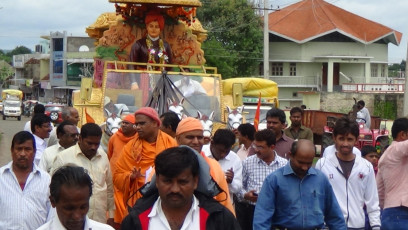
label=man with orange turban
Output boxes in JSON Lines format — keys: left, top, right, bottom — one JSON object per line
{"left": 175, "top": 117, "right": 235, "bottom": 215}
{"left": 129, "top": 10, "right": 173, "bottom": 69}
{"left": 107, "top": 114, "right": 137, "bottom": 228}
{"left": 113, "top": 107, "right": 177, "bottom": 223}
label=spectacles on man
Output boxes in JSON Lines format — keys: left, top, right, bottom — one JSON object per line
{"left": 251, "top": 144, "right": 265, "bottom": 151}
{"left": 41, "top": 123, "right": 52, "bottom": 128}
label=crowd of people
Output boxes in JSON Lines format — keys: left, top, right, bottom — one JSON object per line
{"left": 0, "top": 103, "right": 407, "bottom": 230}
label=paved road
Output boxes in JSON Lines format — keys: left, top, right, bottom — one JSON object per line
{"left": 0, "top": 115, "right": 30, "bottom": 166}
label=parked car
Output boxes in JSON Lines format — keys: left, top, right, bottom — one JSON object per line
{"left": 44, "top": 104, "right": 65, "bottom": 124}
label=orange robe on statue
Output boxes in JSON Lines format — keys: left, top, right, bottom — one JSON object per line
{"left": 107, "top": 129, "right": 137, "bottom": 224}
{"left": 113, "top": 130, "right": 177, "bottom": 221}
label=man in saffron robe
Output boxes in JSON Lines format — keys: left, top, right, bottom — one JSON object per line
{"left": 107, "top": 114, "right": 137, "bottom": 228}
{"left": 175, "top": 117, "right": 235, "bottom": 215}
{"left": 113, "top": 107, "right": 177, "bottom": 222}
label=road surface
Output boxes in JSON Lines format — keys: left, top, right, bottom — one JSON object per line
{"left": 0, "top": 115, "right": 30, "bottom": 166}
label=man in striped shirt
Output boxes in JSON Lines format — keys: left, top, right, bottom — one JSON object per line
{"left": 0, "top": 131, "right": 53, "bottom": 229}
{"left": 236, "top": 129, "right": 288, "bottom": 230}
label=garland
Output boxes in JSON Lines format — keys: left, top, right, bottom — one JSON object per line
{"left": 146, "top": 38, "right": 169, "bottom": 70}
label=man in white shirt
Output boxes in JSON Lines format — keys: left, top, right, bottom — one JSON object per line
{"left": 202, "top": 128, "right": 242, "bottom": 203}
{"left": 0, "top": 131, "right": 53, "bottom": 229}
{"left": 322, "top": 144, "right": 361, "bottom": 158}
{"left": 37, "top": 165, "right": 114, "bottom": 230}
{"left": 47, "top": 107, "right": 80, "bottom": 147}
{"left": 39, "top": 121, "right": 79, "bottom": 173}
{"left": 357, "top": 100, "right": 371, "bottom": 129}
{"left": 121, "top": 146, "right": 240, "bottom": 230}
{"left": 315, "top": 117, "right": 380, "bottom": 230}
{"left": 173, "top": 76, "right": 207, "bottom": 98}
{"left": 31, "top": 114, "right": 53, "bottom": 165}
{"left": 24, "top": 103, "right": 50, "bottom": 133}
{"left": 236, "top": 123, "right": 256, "bottom": 161}
{"left": 50, "top": 123, "right": 115, "bottom": 227}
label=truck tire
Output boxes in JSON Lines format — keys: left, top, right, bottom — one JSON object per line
{"left": 18, "top": 116, "right": 21, "bottom": 121}
{"left": 2, "top": 116, "right": 5, "bottom": 120}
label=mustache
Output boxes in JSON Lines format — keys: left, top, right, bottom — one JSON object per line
{"left": 167, "top": 193, "right": 183, "bottom": 198}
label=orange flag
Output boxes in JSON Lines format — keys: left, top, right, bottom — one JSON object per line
{"left": 254, "top": 93, "right": 261, "bottom": 131}
{"left": 85, "top": 108, "right": 95, "bottom": 123}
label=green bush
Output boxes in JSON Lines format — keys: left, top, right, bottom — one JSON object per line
{"left": 374, "top": 100, "right": 396, "bottom": 120}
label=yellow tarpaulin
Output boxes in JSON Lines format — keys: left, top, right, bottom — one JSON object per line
{"left": 2, "top": 89, "right": 23, "bottom": 100}
{"left": 222, "top": 78, "right": 278, "bottom": 98}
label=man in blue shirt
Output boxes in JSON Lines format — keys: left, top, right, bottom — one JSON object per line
{"left": 253, "top": 139, "right": 346, "bottom": 230}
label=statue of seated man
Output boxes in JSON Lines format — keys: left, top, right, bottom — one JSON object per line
{"left": 129, "top": 10, "right": 173, "bottom": 69}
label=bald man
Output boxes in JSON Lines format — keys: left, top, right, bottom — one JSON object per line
{"left": 254, "top": 140, "right": 345, "bottom": 229}
{"left": 47, "top": 107, "right": 80, "bottom": 147}
{"left": 175, "top": 117, "right": 235, "bottom": 215}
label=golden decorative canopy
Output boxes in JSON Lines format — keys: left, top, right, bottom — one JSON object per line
{"left": 108, "top": 0, "right": 202, "bottom": 7}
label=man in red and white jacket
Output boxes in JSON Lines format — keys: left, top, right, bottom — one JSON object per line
{"left": 315, "top": 117, "right": 380, "bottom": 230}
{"left": 120, "top": 146, "right": 240, "bottom": 230}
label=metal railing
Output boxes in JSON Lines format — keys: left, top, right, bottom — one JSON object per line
{"left": 268, "top": 76, "right": 318, "bottom": 87}
{"left": 342, "top": 83, "right": 404, "bottom": 93}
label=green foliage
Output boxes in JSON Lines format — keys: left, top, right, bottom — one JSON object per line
{"left": 388, "top": 60, "right": 406, "bottom": 77}
{"left": 95, "top": 46, "right": 126, "bottom": 60}
{"left": 374, "top": 100, "right": 396, "bottom": 120}
{"left": 0, "top": 53, "right": 11, "bottom": 64}
{"left": 8, "top": 46, "right": 32, "bottom": 56}
{"left": 197, "top": 0, "right": 263, "bottom": 78}
{"left": 0, "top": 46, "right": 32, "bottom": 64}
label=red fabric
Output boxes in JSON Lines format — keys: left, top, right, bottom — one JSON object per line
{"left": 199, "top": 208, "right": 209, "bottom": 230}
{"left": 138, "top": 207, "right": 209, "bottom": 230}
{"left": 253, "top": 93, "right": 261, "bottom": 131}
{"left": 139, "top": 207, "right": 153, "bottom": 230}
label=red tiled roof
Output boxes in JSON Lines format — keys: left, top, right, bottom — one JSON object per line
{"left": 268, "top": 0, "right": 402, "bottom": 45}
{"left": 25, "top": 58, "right": 40, "bottom": 64}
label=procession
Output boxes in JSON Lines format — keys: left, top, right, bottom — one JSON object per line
{"left": 0, "top": 0, "right": 407, "bottom": 229}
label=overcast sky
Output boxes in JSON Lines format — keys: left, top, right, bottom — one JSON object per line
{"left": 0, "top": 0, "right": 406, "bottom": 63}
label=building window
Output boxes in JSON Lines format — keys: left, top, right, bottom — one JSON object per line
{"left": 53, "top": 38, "right": 63, "bottom": 52}
{"left": 289, "top": 63, "right": 296, "bottom": 76}
{"left": 271, "top": 62, "right": 283, "bottom": 76}
{"left": 371, "top": 64, "right": 378, "bottom": 78}
{"left": 381, "top": 64, "right": 386, "bottom": 77}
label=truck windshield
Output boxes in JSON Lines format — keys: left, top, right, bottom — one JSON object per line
{"left": 5, "top": 101, "right": 21, "bottom": 107}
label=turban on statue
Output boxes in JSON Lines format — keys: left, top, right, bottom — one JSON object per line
{"left": 176, "top": 117, "right": 203, "bottom": 136}
{"left": 134, "top": 107, "right": 161, "bottom": 126}
{"left": 145, "top": 10, "right": 165, "bottom": 30}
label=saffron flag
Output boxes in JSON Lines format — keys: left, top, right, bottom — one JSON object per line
{"left": 85, "top": 108, "right": 95, "bottom": 123}
{"left": 254, "top": 93, "right": 261, "bottom": 131}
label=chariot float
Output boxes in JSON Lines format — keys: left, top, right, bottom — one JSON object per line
{"left": 73, "top": 0, "right": 229, "bottom": 133}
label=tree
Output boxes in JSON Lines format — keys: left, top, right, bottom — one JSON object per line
{"left": 8, "top": 46, "right": 32, "bottom": 56}
{"left": 0, "top": 65, "right": 13, "bottom": 89}
{"left": 0, "top": 46, "right": 32, "bottom": 64}
{"left": 197, "top": 0, "right": 263, "bottom": 79}
{"left": 0, "top": 50, "right": 11, "bottom": 64}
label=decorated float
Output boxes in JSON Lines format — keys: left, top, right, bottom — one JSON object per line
{"left": 73, "top": 0, "right": 226, "bottom": 128}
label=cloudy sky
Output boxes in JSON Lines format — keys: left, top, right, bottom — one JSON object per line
{"left": 0, "top": 0, "right": 406, "bottom": 63}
